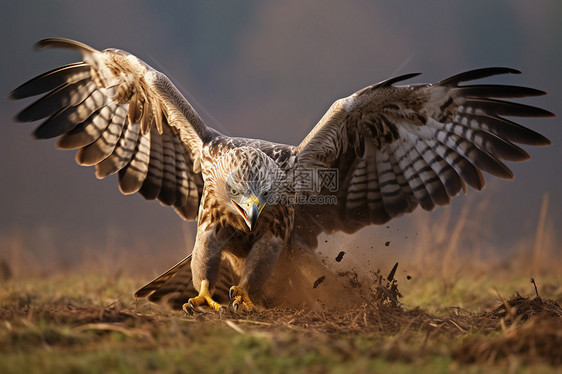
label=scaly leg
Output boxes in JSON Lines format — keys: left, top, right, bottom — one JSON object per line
{"left": 183, "top": 280, "right": 225, "bottom": 313}
{"left": 185, "top": 224, "right": 226, "bottom": 313}
{"left": 229, "top": 236, "right": 283, "bottom": 312}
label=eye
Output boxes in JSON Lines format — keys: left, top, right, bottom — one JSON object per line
{"left": 230, "top": 187, "right": 239, "bottom": 196}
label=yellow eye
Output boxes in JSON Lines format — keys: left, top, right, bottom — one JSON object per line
{"left": 230, "top": 188, "right": 239, "bottom": 196}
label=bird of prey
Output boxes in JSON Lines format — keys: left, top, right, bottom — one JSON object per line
{"left": 11, "top": 38, "right": 553, "bottom": 312}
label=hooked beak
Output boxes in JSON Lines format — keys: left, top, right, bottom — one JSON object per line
{"left": 231, "top": 195, "right": 265, "bottom": 231}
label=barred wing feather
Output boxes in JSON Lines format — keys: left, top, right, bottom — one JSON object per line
{"left": 10, "top": 38, "right": 212, "bottom": 220}
{"left": 294, "top": 68, "right": 553, "bottom": 249}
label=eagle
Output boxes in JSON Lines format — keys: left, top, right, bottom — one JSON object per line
{"left": 11, "top": 38, "right": 553, "bottom": 312}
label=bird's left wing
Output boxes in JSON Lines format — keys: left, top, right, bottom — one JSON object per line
{"left": 11, "top": 38, "right": 217, "bottom": 220}
{"left": 293, "top": 68, "right": 553, "bottom": 249}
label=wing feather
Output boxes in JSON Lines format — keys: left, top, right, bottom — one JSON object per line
{"left": 413, "top": 138, "right": 459, "bottom": 200}
{"left": 463, "top": 98, "right": 553, "bottom": 118}
{"left": 401, "top": 134, "right": 448, "bottom": 207}
{"left": 391, "top": 138, "right": 432, "bottom": 210}
{"left": 377, "top": 147, "right": 416, "bottom": 217}
{"left": 11, "top": 38, "right": 213, "bottom": 221}
{"left": 294, "top": 67, "right": 552, "bottom": 247}
{"left": 34, "top": 82, "right": 106, "bottom": 139}
{"left": 456, "top": 111, "right": 550, "bottom": 146}
{"left": 364, "top": 151, "right": 387, "bottom": 223}
{"left": 158, "top": 127, "right": 178, "bottom": 206}
{"left": 56, "top": 101, "right": 118, "bottom": 150}
{"left": 139, "top": 126, "right": 164, "bottom": 200}
{"left": 95, "top": 121, "right": 141, "bottom": 178}
{"left": 76, "top": 105, "right": 127, "bottom": 165}
{"left": 16, "top": 78, "right": 92, "bottom": 122}
{"left": 10, "top": 62, "right": 91, "bottom": 99}
{"left": 431, "top": 122, "right": 514, "bottom": 179}
{"left": 118, "top": 129, "right": 151, "bottom": 194}
{"left": 172, "top": 134, "right": 190, "bottom": 207}
{"left": 453, "top": 84, "right": 546, "bottom": 99}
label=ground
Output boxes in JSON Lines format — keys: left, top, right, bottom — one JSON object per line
{"left": 1, "top": 264, "right": 561, "bottom": 374}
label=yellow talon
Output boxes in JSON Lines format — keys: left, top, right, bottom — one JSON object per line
{"left": 183, "top": 280, "right": 224, "bottom": 313}
{"left": 229, "top": 285, "right": 256, "bottom": 312}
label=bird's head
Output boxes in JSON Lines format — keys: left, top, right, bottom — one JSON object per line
{"left": 210, "top": 147, "right": 284, "bottom": 231}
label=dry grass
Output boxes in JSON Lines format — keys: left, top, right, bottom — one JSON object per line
{"left": 0, "top": 194, "right": 560, "bottom": 373}
{"left": 454, "top": 296, "right": 562, "bottom": 366}
{"left": 0, "top": 264, "right": 560, "bottom": 373}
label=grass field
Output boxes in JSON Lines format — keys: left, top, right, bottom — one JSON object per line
{"left": 1, "top": 201, "right": 560, "bottom": 373}
{"left": 0, "top": 262, "right": 561, "bottom": 373}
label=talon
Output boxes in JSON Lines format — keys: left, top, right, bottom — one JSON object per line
{"left": 182, "top": 302, "right": 194, "bottom": 315}
{"left": 185, "top": 280, "right": 226, "bottom": 313}
{"left": 231, "top": 294, "right": 242, "bottom": 312}
{"left": 228, "top": 285, "right": 256, "bottom": 312}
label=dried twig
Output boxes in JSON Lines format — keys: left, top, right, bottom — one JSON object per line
{"left": 225, "top": 320, "right": 245, "bottom": 334}
{"left": 530, "top": 278, "right": 541, "bottom": 300}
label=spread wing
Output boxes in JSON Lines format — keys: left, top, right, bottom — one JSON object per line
{"left": 293, "top": 68, "right": 553, "bottom": 249}
{"left": 10, "top": 38, "right": 217, "bottom": 220}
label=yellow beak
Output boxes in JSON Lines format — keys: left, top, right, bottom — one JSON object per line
{"left": 232, "top": 194, "right": 265, "bottom": 230}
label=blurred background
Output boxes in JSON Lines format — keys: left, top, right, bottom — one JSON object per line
{"left": 1, "top": 0, "right": 560, "bottom": 279}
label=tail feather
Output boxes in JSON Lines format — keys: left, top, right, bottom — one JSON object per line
{"left": 135, "top": 253, "right": 237, "bottom": 309}
{"left": 134, "top": 254, "right": 195, "bottom": 308}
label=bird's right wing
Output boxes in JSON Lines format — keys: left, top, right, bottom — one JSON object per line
{"left": 11, "top": 38, "right": 216, "bottom": 220}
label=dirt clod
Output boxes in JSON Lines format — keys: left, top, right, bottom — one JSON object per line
{"left": 335, "top": 251, "right": 345, "bottom": 262}
{"left": 313, "top": 275, "right": 326, "bottom": 289}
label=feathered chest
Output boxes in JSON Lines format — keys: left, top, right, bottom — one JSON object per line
{"left": 199, "top": 199, "right": 294, "bottom": 259}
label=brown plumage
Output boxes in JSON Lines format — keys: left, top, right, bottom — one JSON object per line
{"left": 11, "top": 38, "right": 553, "bottom": 311}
